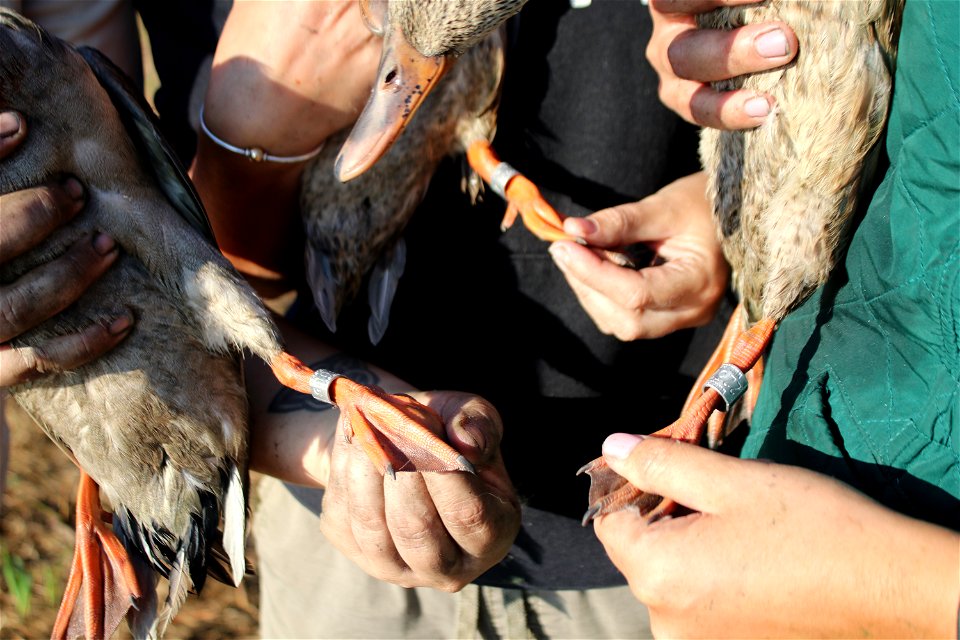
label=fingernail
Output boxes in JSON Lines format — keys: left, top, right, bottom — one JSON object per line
{"left": 93, "top": 232, "right": 116, "bottom": 255}
{"left": 754, "top": 28, "right": 789, "bottom": 58}
{"left": 62, "top": 176, "right": 84, "bottom": 200}
{"left": 108, "top": 314, "right": 132, "bottom": 335}
{"left": 602, "top": 433, "right": 646, "bottom": 461}
{"left": 548, "top": 243, "right": 569, "bottom": 267}
{"left": 564, "top": 217, "right": 597, "bottom": 238}
{"left": 0, "top": 112, "right": 21, "bottom": 138}
{"left": 744, "top": 96, "right": 771, "bottom": 118}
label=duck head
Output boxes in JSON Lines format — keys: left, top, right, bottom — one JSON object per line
{"left": 335, "top": 0, "right": 527, "bottom": 181}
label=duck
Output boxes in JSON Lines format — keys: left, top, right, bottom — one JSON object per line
{"left": 0, "top": 10, "right": 470, "bottom": 638}
{"left": 580, "top": 0, "right": 905, "bottom": 523}
{"left": 302, "top": 0, "right": 598, "bottom": 344}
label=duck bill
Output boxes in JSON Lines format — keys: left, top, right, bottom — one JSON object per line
{"left": 335, "top": 25, "right": 449, "bottom": 182}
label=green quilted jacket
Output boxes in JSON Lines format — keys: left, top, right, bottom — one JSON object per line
{"left": 745, "top": 0, "right": 960, "bottom": 531}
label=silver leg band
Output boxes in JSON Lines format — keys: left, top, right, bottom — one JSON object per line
{"left": 489, "top": 162, "right": 520, "bottom": 199}
{"left": 309, "top": 369, "right": 342, "bottom": 405}
{"left": 703, "top": 363, "right": 748, "bottom": 412}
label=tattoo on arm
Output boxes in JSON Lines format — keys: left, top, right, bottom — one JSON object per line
{"left": 268, "top": 353, "right": 381, "bottom": 413}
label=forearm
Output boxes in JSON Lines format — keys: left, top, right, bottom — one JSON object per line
{"left": 245, "top": 316, "right": 413, "bottom": 487}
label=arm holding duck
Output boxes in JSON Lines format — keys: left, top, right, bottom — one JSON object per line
{"left": 189, "top": 0, "right": 378, "bottom": 291}
{"left": 0, "top": 108, "right": 521, "bottom": 591}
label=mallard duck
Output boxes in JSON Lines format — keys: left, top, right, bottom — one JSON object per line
{"left": 581, "top": 0, "right": 905, "bottom": 522}
{"left": 303, "top": 0, "right": 595, "bottom": 343}
{"left": 0, "top": 11, "right": 470, "bottom": 638}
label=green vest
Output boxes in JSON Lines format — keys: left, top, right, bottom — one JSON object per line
{"left": 745, "top": 0, "right": 960, "bottom": 530}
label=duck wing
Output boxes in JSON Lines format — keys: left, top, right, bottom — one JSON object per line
{"left": 76, "top": 45, "right": 216, "bottom": 244}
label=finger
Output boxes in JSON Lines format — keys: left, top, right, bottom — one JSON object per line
{"left": 340, "top": 419, "right": 409, "bottom": 579}
{"left": 0, "top": 232, "right": 119, "bottom": 342}
{"left": 669, "top": 23, "right": 796, "bottom": 82}
{"left": 551, "top": 241, "right": 706, "bottom": 314}
{"left": 672, "top": 80, "right": 773, "bottom": 130}
{"left": 382, "top": 472, "right": 458, "bottom": 588}
{"left": 650, "top": 0, "right": 759, "bottom": 14}
{"left": 423, "top": 392, "right": 504, "bottom": 466}
{"left": 0, "top": 111, "right": 25, "bottom": 159}
{"left": 600, "top": 433, "right": 750, "bottom": 513}
{"left": 563, "top": 201, "right": 674, "bottom": 248}
{"left": 0, "top": 313, "right": 133, "bottom": 387}
{"left": 424, "top": 470, "right": 519, "bottom": 567}
{"left": 0, "top": 178, "right": 86, "bottom": 262}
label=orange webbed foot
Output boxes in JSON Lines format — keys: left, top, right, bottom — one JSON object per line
{"left": 579, "top": 315, "right": 777, "bottom": 525}
{"left": 269, "top": 354, "right": 473, "bottom": 477}
{"left": 53, "top": 472, "right": 141, "bottom": 640}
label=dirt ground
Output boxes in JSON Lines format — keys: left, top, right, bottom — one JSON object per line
{"left": 0, "top": 398, "right": 260, "bottom": 639}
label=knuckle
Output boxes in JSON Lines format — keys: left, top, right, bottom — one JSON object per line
{"left": 0, "top": 283, "right": 35, "bottom": 341}
{"left": 432, "top": 576, "right": 468, "bottom": 593}
{"left": 389, "top": 514, "right": 435, "bottom": 550}
{"left": 443, "top": 496, "right": 490, "bottom": 538}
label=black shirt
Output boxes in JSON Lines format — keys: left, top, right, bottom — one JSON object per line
{"left": 309, "top": 0, "right": 728, "bottom": 589}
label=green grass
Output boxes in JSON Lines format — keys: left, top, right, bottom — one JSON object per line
{"left": 1, "top": 546, "right": 33, "bottom": 618}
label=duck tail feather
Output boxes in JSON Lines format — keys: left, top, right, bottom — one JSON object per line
{"left": 221, "top": 462, "right": 247, "bottom": 586}
{"left": 126, "top": 555, "right": 160, "bottom": 640}
{"left": 157, "top": 546, "right": 192, "bottom": 637}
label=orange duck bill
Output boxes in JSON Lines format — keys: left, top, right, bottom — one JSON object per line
{"left": 269, "top": 352, "right": 474, "bottom": 477}
{"left": 579, "top": 311, "right": 775, "bottom": 524}
{"left": 336, "top": 19, "right": 449, "bottom": 183}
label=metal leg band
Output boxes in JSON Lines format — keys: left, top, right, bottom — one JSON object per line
{"left": 703, "top": 363, "right": 748, "bottom": 412}
{"left": 489, "top": 162, "right": 520, "bottom": 199}
{"left": 309, "top": 369, "right": 341, "bottom": 405}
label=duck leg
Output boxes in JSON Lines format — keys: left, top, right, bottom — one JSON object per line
{"left": 580, "top": 315, "right": 775, "bottom": 524}
{"left": 466, "top": 141, "right": 575, "bottom": 243}
{"left": 269, "top": 353, "right": 474, "bottom": 477}
{"left": 52, "top": 471, "right": 141, "bottom": 640}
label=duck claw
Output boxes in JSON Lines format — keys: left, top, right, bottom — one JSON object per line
{"left": 333, "top": 379, "right": 474, "bottom": 476}
{"left": 578, "top": 456, "right": 676, "bottom": 525}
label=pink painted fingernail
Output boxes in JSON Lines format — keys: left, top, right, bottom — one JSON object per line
{"left": 755, "top": 28, "right": 789, "bottom": 58}
{"left": 744, "top": 96, "right": 771, "bottom": 118}
{"left": 63, "top": 176, "right": 84, "bottom": 200}
{"left": 0, "top": 112, "right": 21, "bottom": 138}
{"left": 564, "top": 217, "right": 597, "bottom": 237}
{"left": 108, "top": 315, "right": 132, "bottom": 335}
{"left": 93, "top": 232, "right": 116, "bottom": 255}
{"left": 602, "top": 433, "right": 646, "bottom": 460}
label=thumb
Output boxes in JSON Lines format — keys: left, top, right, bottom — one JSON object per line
{"left": 425, "top": 391, "right": 504, "bottom": 467}
{"left": 601, "top": 433, "right": 746, "bottom": 514}
{"left": 562, "top": 201, "right": 663, "bottom": 248}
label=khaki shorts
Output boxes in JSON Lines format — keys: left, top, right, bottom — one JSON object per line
{"left": 253, "top": 476, "right": 651, "bottom": 640}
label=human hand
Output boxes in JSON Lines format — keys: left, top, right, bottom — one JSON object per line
{"left": 0, "top": 112, "right": 130, "bottom": 387}
{"left": 549, "top": 172, "right": 728, "bottom": 341}
{"left": 203, "top": 0, "right": 379, "bottom": 154}
{"left": 194, "top": 1, "right": 380, "bottom": 285}
{"left": 647, "top": 0, "right": 798, "bottom": 129}
{"left": 319, "top": 391, "right": 521, "bottom": 591}
{"left": 592, "top": 434, "right": 960, "bottom": 638}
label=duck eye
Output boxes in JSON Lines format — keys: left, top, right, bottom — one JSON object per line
{"left": 359, "top": 0, "right": 387, "bottom": 37}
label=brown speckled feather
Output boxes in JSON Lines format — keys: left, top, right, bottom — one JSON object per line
{"left": 0, "top": 11, "right": 286, "bottom": 636}
{"left": 699, "top": 0, "right": 903, "bottom": 323}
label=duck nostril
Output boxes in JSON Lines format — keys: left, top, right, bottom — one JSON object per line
{"left": 383, "top": 68, "right": 398, "bottom": 86}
